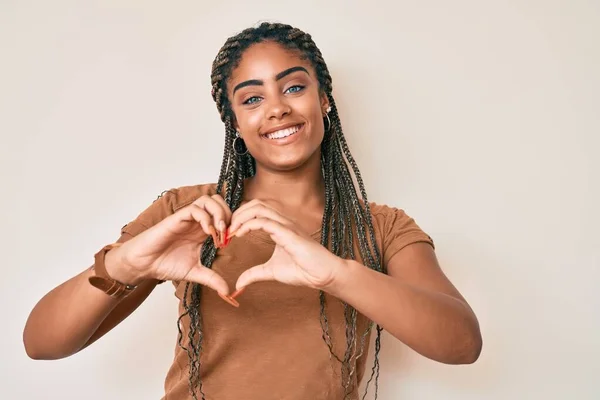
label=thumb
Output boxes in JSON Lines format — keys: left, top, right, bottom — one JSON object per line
{"left": 235, "top": 262, "right": 276, "bottom": 290}
{"left": 183, "top": 265, "right": 230, "bottom": 295}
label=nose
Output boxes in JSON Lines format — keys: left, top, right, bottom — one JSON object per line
{"left": 266, "top": 95, "right": 291, "bottom": 120}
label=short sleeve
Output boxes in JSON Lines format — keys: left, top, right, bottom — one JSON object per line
{"left": 119, "top": 183, "right": 218, "bottom": 236}
{"left": 120, "top": 189, "right": 181, "bottom": 238}
{"left": 371, "top": 203, "right": 434, "bottom": 268}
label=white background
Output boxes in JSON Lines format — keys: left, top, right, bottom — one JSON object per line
{"left": 1, "top": 1, "right": 598, "bottom": 399}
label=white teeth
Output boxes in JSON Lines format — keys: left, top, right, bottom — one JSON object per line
{"left": 265, "top": 124, "right": 301, "bottom": 139}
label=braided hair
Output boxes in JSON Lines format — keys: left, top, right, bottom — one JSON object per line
{"left": 178, "top": 22, "right": 386, "bottom": 400}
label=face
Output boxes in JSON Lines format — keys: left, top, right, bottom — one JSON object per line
{"left": 227, "top": 41, "right": 329, "bottom": 172}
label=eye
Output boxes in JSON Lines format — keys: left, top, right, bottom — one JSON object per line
{"left": 285, "top": 85, "right": 305, "bottom": 94}
{"left": 243, "top": 96, "right": 262, "bottom": 105}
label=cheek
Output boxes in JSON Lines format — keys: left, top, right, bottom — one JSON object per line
{"left": 236, "top": 110, "right": 263, "bottom": 134}
{"left": 306, "top": 98, "right": 325, "bottom": 132}
{"left": 295, "top": 93, "right": 324, "bottom": 124}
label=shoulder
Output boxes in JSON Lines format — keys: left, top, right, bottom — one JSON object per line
{"left": 367, "top": 201, "right": 412, "bottom": 233}
{"left": 367, "top": 201, "right": 434, "bottom": 265}
{"left": 122, "top": 183, "right": 218, "bottom": 236}
{"left": 157, "top": 183, "right": 219, "bottom": 213}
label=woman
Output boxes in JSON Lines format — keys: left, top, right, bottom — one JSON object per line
{"left": 23, "top": 22, "right": 482, "bottom": 400}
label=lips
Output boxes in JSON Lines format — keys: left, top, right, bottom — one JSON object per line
{"left": 261, "top": 123, "right": 304, "bottom": 140}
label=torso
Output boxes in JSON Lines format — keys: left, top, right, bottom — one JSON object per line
{"left": 162, "top": 227, "right": 372, "bottom": 400}
{"left": 121, "top": 182, "right": 433, "bottom": 399}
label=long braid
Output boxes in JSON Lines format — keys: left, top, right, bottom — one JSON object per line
{"left": 177, "top": 22, "right": 386, "bottom": 399}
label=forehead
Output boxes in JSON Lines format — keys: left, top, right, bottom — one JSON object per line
{"left": 228, "top": 41, "right": 315, "bottom": 88}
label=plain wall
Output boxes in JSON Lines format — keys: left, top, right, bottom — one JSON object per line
{"left": 1, "top": 1, "right": 598, "bottom": 398}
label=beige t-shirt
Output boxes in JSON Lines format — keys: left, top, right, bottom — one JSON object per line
{"left": 118, "top": 183, "right": 434, "bottom": 400}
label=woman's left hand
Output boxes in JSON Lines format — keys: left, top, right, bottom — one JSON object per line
{"left": 227, "top": 200, "right": 347, "bottom": 292}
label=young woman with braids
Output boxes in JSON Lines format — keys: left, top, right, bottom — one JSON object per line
{"left": 24, "top": 22, "right": 482, "bottom": 400}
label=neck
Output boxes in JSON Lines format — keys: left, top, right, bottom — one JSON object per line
{"left": 244, "top": 152, "right": 325, "bottom": 209}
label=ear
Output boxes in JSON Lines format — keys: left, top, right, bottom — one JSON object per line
{"left": 320, "top": 91, "right": 330, "bottom": 115}
{"left": 231, "top": 114, "right": 240, "bottom": 132}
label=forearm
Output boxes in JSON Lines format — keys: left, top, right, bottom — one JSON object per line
{"left": 23, "top": 266, "right": 122, "bottom": 360}
{"left": 326, "top": 260, "right": 482, "bottom": 364}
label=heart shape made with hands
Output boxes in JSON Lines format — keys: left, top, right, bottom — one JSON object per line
{"left": 205, "top": 200, "right": 343, "bottom": 309}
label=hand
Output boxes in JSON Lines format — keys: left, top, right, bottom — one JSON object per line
{"left": 106, "top": 194, "right": 233, "bottom": 297}
{"left": 227, "top": 200, "right": 347, "bottom": 292}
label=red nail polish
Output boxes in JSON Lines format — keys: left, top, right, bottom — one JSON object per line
{"left": 210, "top": 227, "right": 219, "bottom": 248}
{"left": 230, "top": 286, "right": 246, "bottom": 299}
{"left": 218, "top": 292, "right": 240, "bottom": 307}
{"left": 223, "top": 228, "right": 230, "bottom": 246}
{"left": 226, "top": 229, "right": 237, "bottom": 241}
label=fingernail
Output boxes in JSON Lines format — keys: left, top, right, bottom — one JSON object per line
{"left": 209, "top": 226, "right": 219, "bottom": 247}
{"left": 230, "top": 286, "right": 246, "bottom": 299}
{"left": 223, "top": 228, "right": 236, "bottom": 246}
{"left": 218, "top": 292, "right": 240, "bottom": 307}
{"left": 222, "top": 228, "right": 229, "bottom": 247}
{"left": 217, "top": 229, "right": 223, "bottom": 247}
{"left": 226, "top": 228, "right": 238, "bottom": 241}
{"left": 218, "top": 221, "right": 226, "bottom": 246}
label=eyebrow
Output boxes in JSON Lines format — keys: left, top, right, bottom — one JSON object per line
{"left": 232, "top": 66, "right": 310, "bottom": 95}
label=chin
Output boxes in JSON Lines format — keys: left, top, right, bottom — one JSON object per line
{"left": 266, "top": 157, "right": 309, "bottom": 171}
{"left": 259, "top": 148, "right": 318, "bottom": 172}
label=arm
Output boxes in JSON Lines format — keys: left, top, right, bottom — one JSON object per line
{"left": 23, "top": 232, "right": 159, "bottom": 360}
{"left": 326, "top": 242, "right": 482, "bottom": 364}
{"left": 24, "top": 190, "right": 235, "bottom": 360}
{"left": 228, "top": 200, "right": 481, "bottom": 364}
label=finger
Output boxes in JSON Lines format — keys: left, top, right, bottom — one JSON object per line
{"left": 230, "top": 286, "right": 246, "bottom": 299}
{"left": 232, "top": 198, "right": 262, "bottom": 216}
{"left": 193, "top": 196, "right": 228, "bottom": 227}
{"left": 233, "top": 218, "right": 300, "bottom": 253}
{"left": 218, "top": 293, "right": 240, "bottom": 308}
{"left": 235, "top": 263, "right": 276, "bottom": 289}
{"left": 187, "top": 204, "right": 219, "bottom": 245}
{"left": 210, "top": 195, "right": 233, "bottom": 245}
{"left": 210, "top": 194, "right": 233, "bottom": 224}
{"left": 182, "top": 264, "right": 230, "bottom": 295}
{"left": 229, "top": 203, "right": 292, "bottom": 237}
{"left": 230, "top": 199, "right": 276, "bottom": 225}
{"left": 193, "top": 196, "right": 229, "bottom": 245}
{"left": 185, "top": 263, "right": 239, "bottom": 307}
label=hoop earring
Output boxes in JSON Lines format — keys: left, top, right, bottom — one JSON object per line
{"left": 323, "top": 113, "right": 331, "bottom": 132}
{"left": 233, "top": 131, "right": 248, "bottom": 156}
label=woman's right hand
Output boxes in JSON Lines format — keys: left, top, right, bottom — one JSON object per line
{"left": 105, "top": 194, "right": 234, "bottom": 298}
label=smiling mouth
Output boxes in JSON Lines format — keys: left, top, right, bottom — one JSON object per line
{"left": 261, "top": 123, "right": 304, "bottom": 140}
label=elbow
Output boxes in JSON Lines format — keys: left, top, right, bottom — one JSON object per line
{"left": 23, "top": 339, "right": 67, "bottom": 361}
{"left": 24, "top": 346, "right": 44, "bottom": 360}
{"left": 432, "top": 312, "right": 482, "bottom": 365}
{"left": 471, "top": 330, "right": 483, "bottom": 363}
{"left": 438, "top": 336, "right": 482, "bottom": 365}
{"left": 452, "top": 325, "right": 483, "bottom": 365}
{"left": 23, "top": 328, "right": 46, "bottom": 360}
{"left": 23, "top": 327, "right": 66, "bottom": 361}
{"left": 460, "top": 333, "right": 482, "bottom": 364}
{"left": 23, "top": 312, "right": 46, "bottom": 360}
{"left": 23, "top": 325, "right": 37, "bottom": 359}
{"left": 453, "top": 304, "right": 483, "bottom": 364}
{"left": 465, "top": 314, "right": 483, "bottom": 364}
{"left": 23, "top": 334, "right": 44, "bottom": 360}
